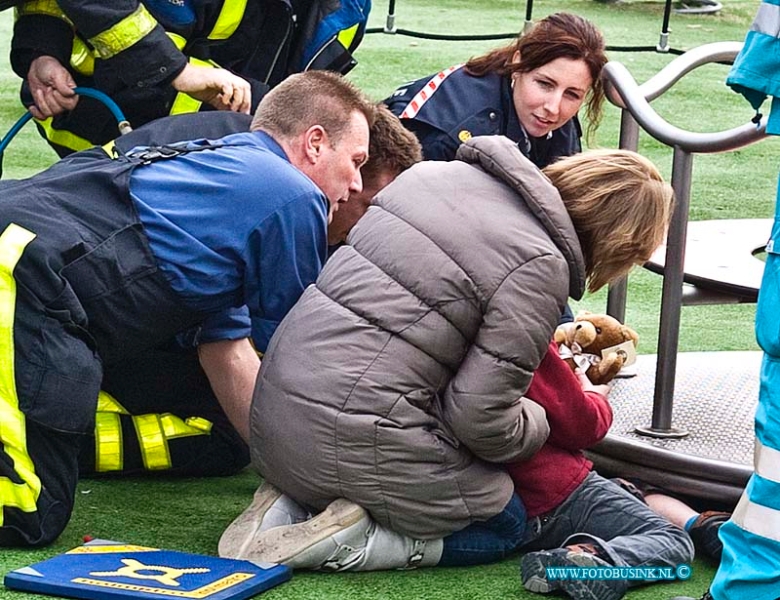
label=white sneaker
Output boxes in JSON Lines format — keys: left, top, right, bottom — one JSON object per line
{"left": 238, "top": 498, "right": 369, "bottom": 570}
{"left": 218, "top": 481, "right": 310, "bottom": 560}
{"left": 241, "top": 498, "right": 443, "bottom": 572}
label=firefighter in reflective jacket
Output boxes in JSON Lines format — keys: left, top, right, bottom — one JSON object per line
{"left": 83, "top": 112, "right": 256, "bottom": 483}
{"left": 10, "top": 0, "right": 371, "bottom": 156}
{"left": 0, "top": 71, "right": 374, "bottom": 547}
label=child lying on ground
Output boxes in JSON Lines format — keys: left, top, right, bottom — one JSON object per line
{"left": 511, "top": 340, "right": 727, "bottom": 600}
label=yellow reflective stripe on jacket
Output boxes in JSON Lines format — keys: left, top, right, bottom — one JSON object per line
{"left": 94, "top": 392, "right": 127, "bottom": 472}
{"left": 35, "top": 117, "right": 95, "bottom": 154}
{"left": 70, "top": 37, "right": 95, "bottom": 77}
{"left": 82, "top": 0, "right": 247, "bottom": 59}
{"left": 73, "top": 17, "right": 182, "bottom": 76}
{"left": 102, "top": 140, "right": 118, "bottom": 158}
{"left": 209, "top": 0, "right": 247, "bottom": 40}
{"left": 15, "top": 0, "right": 69, "bottom": 20}
{"left": 337, "top": 23, "right": 360, "bottom": 51}
{"left": 89, "top": 4, "right": 158, "bottom": 60}
{"left": 170, "top": 93, "right": 202, "bottom": 114}
{"left": 125, "top": 413, "right": 214, "bottom": 472}
{"left": 184, "top": 416, "right": 213, "bottom": 433}
{"left": 0, "top": 224, "right": 40, "bottom": 523}
{"left": 94, "top": 410, "right": 212, "bottom": 473}
{"left": 168, "top": 32, "right": 187, "bottom": 51}
{"left": 94, "top": 411, "right": 123, "bottom": 472}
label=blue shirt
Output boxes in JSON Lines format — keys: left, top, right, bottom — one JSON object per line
{"left": 128, "top": 130, "right": 329, "bottom": 352}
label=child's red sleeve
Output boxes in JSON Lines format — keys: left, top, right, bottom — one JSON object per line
{"left": 525, "top": 341, "right": 613, "bottom": 450}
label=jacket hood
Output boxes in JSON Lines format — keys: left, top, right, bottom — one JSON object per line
{"left": 456, "top": 135, "right": 586, "bottom": 300}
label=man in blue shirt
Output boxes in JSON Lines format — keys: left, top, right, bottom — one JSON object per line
{"left": 80, "top": 106, "right": 423, "bottom": 481}
{"left": 0, "top": 70, "right": 373, "bottom": 548}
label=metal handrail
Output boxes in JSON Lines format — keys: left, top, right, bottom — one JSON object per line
{"left": 603, "top": 41, "right": 767, "bottom": 437}
{"left": 633, "top": 41, "right": 741, "bottom": 101}
{"left": 603, "top": 42, "right": 766, "bottom": 150}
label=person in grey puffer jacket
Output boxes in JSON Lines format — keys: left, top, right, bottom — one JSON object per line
{"left": 220, "top": 136, "right": 674, "bottom": 572}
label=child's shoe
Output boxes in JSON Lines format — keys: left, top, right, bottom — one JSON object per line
{"left": 521, "top": 546, "right": 628, "bottom": 600}
{"left": 688, "top": 511, "right": 729, "bottom": 561}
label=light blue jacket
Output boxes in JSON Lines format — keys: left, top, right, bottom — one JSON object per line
{"left": 726, "top": 0, "right": 780, "bottom": 134}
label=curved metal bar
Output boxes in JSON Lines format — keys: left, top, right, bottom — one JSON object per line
{"left": 603, "top": 58, "right": 766, "bottom": 153}
{"left": 594, "top": 434, "right": 752, "bottom": 484}
{"left": 606, "top": 41, "right": 743, "bottom": 104}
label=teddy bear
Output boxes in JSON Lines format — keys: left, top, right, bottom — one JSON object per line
{"left": 554, "top": 311, "right": 640, "bottom": 385}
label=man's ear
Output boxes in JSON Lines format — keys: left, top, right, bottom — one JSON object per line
{"left": 303, "top": 125, "right": 328, "bottom": 164}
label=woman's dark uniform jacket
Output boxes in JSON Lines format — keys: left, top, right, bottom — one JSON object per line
{"left": 384, "top": 65, "right": 581, "bottom": 168}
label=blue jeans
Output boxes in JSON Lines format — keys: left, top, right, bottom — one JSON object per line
{"left": 438, "top": 493, "right": 527, "bottom": 566}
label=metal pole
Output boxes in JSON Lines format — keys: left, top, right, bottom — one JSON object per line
{"left": 634, "top": 146, "right": 692, "bottom": 439}
{"left": 606, "top": 110, "right": 642, "bottom": 322}
{"left": 524, "top": 0, "right": 533, "bottom": 33}
{"left": 658, "top": 0, "right": 673, "bottom": 52}
{"left": 386, "top": 0, "right": 397, "bottom": 33}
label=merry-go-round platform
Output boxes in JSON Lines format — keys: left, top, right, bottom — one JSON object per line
{"left": 588, "top": 350, "right": 759, "bottom": 506}
{"left": 585, "top": 43, "right": 772, "bottom": 508}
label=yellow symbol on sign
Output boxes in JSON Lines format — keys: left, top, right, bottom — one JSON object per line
{"left": 91, "top": 559, "right": 210, "bottom": 587}
{"left": 458, "top": 130, "right": 472, "bottom": 142}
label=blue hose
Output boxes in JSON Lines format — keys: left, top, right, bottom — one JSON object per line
{"left": 0, "top": 87, "right": 131, "bottom": 174}
{"left": 73, "top": 86, "right": 128, "bottom": 125}
{"left": 0, "top": 112, "right": 32, "bottom": 156}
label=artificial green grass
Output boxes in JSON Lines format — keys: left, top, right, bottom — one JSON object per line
{"left": 0, "top": 0, "right": 771, "bottom": 598}
{"left": 0, "top": 471, "right": 718, "bottom": 600}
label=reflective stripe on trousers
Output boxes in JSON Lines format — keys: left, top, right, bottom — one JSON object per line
{"left": 0, "top": 224, "right": 39, "bottom": 526}
{"left": 93, "top": 390, "right": 213, "bottom": 473}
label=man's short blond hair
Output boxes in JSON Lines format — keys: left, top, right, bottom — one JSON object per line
{"left": 251, "top": 71, "right": 376, "bottom": 145}
{"left": 543, "top": 149, "right": 674, "bottom": 292}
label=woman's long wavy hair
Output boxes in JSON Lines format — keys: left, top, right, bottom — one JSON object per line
{"left": 465, "top": 12, "right": 607, "bottom": 143}
{"left": 543, "top": 149, "right": 675, "bottom": 293}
